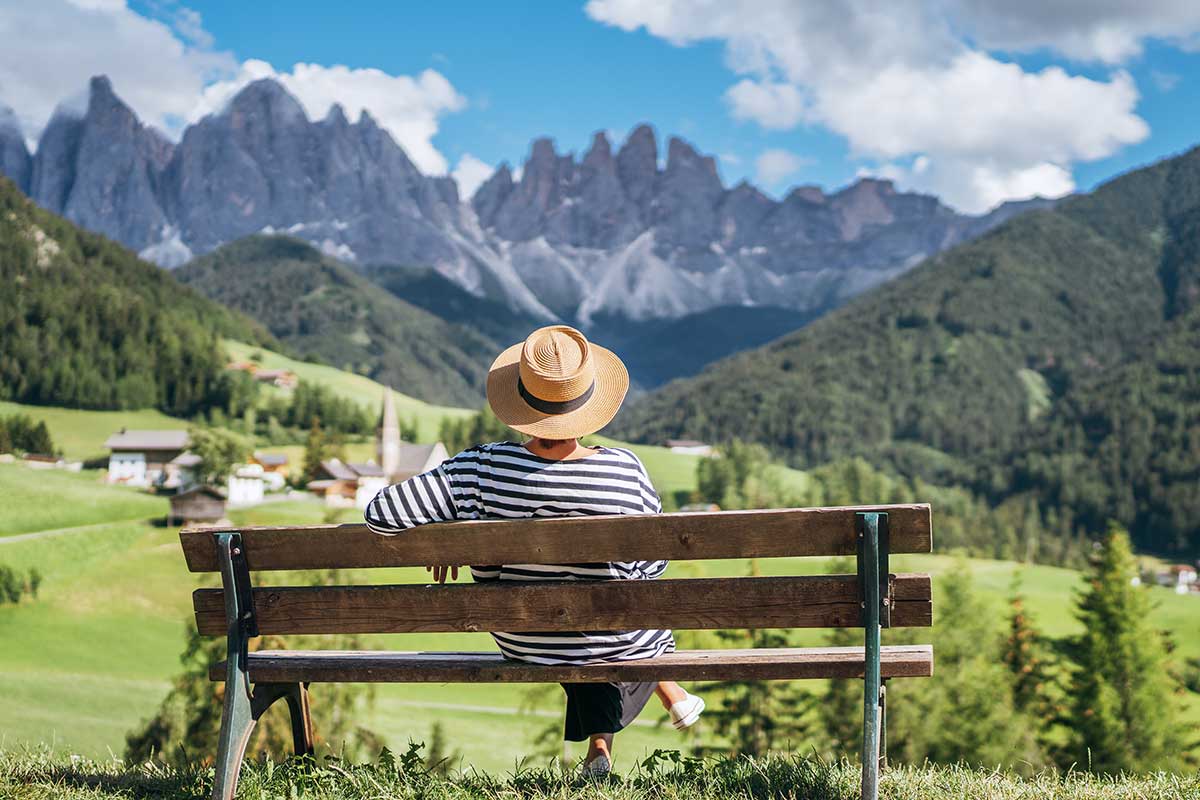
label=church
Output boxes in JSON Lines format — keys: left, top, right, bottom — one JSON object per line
{"left": 308, "top": 389, "right": 449, "bottom": 509}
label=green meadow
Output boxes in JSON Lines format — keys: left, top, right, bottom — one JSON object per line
{"left": 2, "top": 460, "right": 1197, "bottom": 773}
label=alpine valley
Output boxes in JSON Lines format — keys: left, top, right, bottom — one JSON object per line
{"left": 0, "top": 75, "right": 1053, "bottom": 390}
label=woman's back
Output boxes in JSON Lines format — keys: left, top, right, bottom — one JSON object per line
{"left": 364, "top": 441, "right": 674, "bottom": 664}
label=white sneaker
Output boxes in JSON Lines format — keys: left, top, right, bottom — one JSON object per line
{"left": 581, "top": 754, "right": 611, "bottom": 778}
{"left": 668, "top": 691, "right": 705, "bottom": 730}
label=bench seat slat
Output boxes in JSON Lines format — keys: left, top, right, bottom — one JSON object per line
{"left": 180, "top": 504, "right": 932, "bottom": 572}
{"left": 193, "top": 574, "right": 933, "bottom": 635}
{"left": 209, "top": 645, "right": 934, "bottom": 683}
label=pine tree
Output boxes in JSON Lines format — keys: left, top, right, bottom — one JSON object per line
{"left": 1003, "top": 572, "right": 1051, "bottom": 716}
{"left": 1064, "top": 524, "right": 1189, "bottom": 773}
{"left": 818, "top": 558, "right": 861, "bottom": 756}
{"left": 887, "top": 558, "right": 1045, "bottom": 769}
{"left": 695, "top": 559, "right": 815, "bottom": 757}
{"left": 301, "top": 417, "right": 328, "bottom": 486}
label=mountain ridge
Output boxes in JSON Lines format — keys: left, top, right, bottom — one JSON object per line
{"left": 1, "top": 75, "right": 1055, "bottom": 329}
{"left": 614, "top": 143, "right": 1200, "bottom": 556}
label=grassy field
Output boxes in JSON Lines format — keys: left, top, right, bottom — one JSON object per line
{"left": 2, "top": 465, "right": 1198, "bottom": 774}
{"left": 223, "top": 340, "right": 473, "bottom": 443}
{"left": 3, "top": 750, "right": 1197, "bottom": 800}
{"left": 0, "top": 402, "right": 189, "bottom": 462}
{"left": 0, "top": 465, "right": 164, "bottom": 538}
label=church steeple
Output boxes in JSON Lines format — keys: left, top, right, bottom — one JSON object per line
{"left": 378, "top": 388, "right": 401, "bottom": 481}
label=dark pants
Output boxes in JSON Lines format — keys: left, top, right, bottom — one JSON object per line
{"left": 561, "top": 681, "right": 656, "bottom": 741}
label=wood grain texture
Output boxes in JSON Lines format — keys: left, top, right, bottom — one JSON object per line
{"left": 208, "top": 645, "right": 934, "bottom": 683}
{"left": 180, "top": 504, "right": 933, "bottom": 572}
{"left": 194, "top": 574, "right": 933, "bottom": 636}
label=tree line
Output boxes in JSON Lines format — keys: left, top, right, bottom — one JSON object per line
{"left": 693, "top": 529, "right": 1195, "bottom": 773}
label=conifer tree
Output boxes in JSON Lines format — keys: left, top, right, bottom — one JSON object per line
{"left": 1064, "top": 524, "right": 1188, "bottom": 773}
{"left": 695, "top": 560, "right": 815, "bottom": 757}
{"left": 887, "top": 559, "right": 1044, "bottom": 769}
{"left": 818, "top": 558, "right": 861, "bottom": 755}
{"left": 1003, "top": 573, "right": 1051, "bottom": 716}
{"left": 301, "top": 417, "right": 328, "bottom": 486}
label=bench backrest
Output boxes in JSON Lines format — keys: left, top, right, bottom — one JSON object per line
{"left": 182, "top": 504, "right": 933, "bottom": 637}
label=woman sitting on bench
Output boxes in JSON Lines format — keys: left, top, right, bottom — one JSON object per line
{"left": 364, "top": 325, "right": 704, "bottom": 777}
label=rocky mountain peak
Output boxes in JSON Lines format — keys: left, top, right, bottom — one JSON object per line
{"left": 786, "top": 185, "right": 826, "bottom": 204}
{"left": 227, "top": 78, "right": 307, "bottom": 124}
{"left": 472, "top": 162, "right": 514, "bottom": 225}
{"left": 616, "top": 124, "right": 658, "bottom": 213}
{"left": 665, "top": 136, "right": 719, "bottom": 182}
{"left": 582, "top": 131, "right": 614, "bottom": 173}
{"left": 0, "top": 103, "right": 30, "bottom": 194}
{"left": 0, "top": 103, "right": 19, "bottom": 135}
{"left": 86, "top": 75, "right": 119, "bottom": 110}
{"left": 323, "top": 103, "right": 349, "bottom": 127}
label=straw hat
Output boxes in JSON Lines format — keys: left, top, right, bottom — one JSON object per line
{"left": 486, "top": 325, "right": 629, "bottom": 439}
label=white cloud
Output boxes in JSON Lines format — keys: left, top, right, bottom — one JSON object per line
{"left": 194, "top": 60, "right": 466, "bottom": 174}
{"left": 0, "top": 0, "right": 237, "bottom": 140}
{"left": 1151, "top": 70, "right": 1181, "bottom": 93}
{"left": 719, "top": 152, "right": 741, "bottom": 166}
{"left": 945, "top": 1, "right": 1200, "bottom": 64}
{"left": 754, "top": 148, "right": 809, "bottom": 187}
{"left": 725, "top": 79, "right": 807, "bottom": 129}
{"left": 585, "top": 0, "right": 1178, "bottom": 212}
{"left": 0, "top": 1, "right": 466, "bottom": 175}
{"left": 451, "top": 153, "right": 494, "bottom": 199}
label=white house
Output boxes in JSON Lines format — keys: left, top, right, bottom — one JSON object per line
{"left": 227, "top": 463, "right": 266, "bottom": 506}
{"left": 104, "top": 430, "right": 190, "bottom": 486}
{"left": 665, "top": 439, "right": 714, "bottom": 457}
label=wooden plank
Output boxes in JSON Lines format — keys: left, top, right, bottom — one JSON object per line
{"left": 209, "top": 645, "right": 934, "bottom": 683}
{"left": 180, "top": 504, "right": 933, "bottom": 572}
{"left": 194, "top": 574, "right": 932, "bottom": 636}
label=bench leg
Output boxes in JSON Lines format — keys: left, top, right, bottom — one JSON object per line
{"left": 212, "top": 672, "right": 255, "bottom": 800}
{"left": 213, "top": 682, "right": 315, "bottom": 800}
{"left": 858, "top": 512, "right": 883, "bottom": 800}
{"left": 264, "top": 682, "right": 315, "bottom": 757}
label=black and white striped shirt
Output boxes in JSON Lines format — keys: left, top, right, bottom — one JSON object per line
{"left": 364, "top": 442, "right": 675, "bottom": 665}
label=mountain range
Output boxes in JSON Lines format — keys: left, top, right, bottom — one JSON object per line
{"left": 0, "top": 75, "right": 1053, "bottom": 331}
{"left": 615, "top": 144, "right": 1200, "bottom": 556}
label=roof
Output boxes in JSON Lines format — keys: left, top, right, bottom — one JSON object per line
{"left": 306, "top": 479, "right": 339, "bottom": 491}
{"left": 666, "top": 439, "right": 709, "bottom": 448}
{"left": 318, "top": 459, "right": 358, "bottom": 481}
{"left": 347, "top": 461, "right": 385, "bottom": 478}
{"left": 395, "top": 443, "right": 443, "bottom": 474}
{"left": 170, "top": 452, "right": 202, "bottom": 467}
{"left": 171, "top": 485, "right": 226, "bottom": 502}
{"left": 253, "top": 452, "right": 289, "bottom": 466}
{"left": 254, "top": 369, "right": 293, "bottom": 379}
{"left": 104, "top": 429, "right": 190, "bottom": 451}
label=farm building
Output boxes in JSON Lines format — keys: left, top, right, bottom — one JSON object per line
{"left": 168, "top": 485, "right": 228, "bottom": 527}
{"left": 104, "top": 429, "right": 190, "bottom": 486}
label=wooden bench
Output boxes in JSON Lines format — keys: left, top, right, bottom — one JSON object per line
{"left": 180, "top": 504, "right": 934, "bottom": 800}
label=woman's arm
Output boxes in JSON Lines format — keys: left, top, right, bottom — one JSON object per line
{"left": 364, "top": 466, "right": 458, "bottom": 534}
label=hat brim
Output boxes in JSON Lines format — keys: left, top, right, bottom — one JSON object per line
{"left": 486, "top": 342, "right": 629, "bottom": 439}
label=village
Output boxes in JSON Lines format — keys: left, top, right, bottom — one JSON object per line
{"left": 1, "top": 385, "right": 443, "bottom": 529}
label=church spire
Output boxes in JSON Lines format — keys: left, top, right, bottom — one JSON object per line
{"left": 378, "top": 388, "right": 401, "bottom": 481}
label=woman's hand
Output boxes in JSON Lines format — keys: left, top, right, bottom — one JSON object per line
{"left": 427, "top": 565, "right": 460, "bottom": 584}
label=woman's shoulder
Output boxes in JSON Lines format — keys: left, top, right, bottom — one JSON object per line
{"left": 595, "top": 445, "right": 647, "bottom": 470}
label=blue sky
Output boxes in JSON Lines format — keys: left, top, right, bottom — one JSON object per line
{"left": 3, "top": 1, "right": 1199, "bottom": 212}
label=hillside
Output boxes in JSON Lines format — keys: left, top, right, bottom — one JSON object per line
{"left": 0, "top": 177, "right": 273, "bottom": 414}
{"left": 177, "top": 236, "right": 499, "bottom": 407}
{"left": 361, "top": 265, "right": 813, "bottom": 389}
{"left": 2, "top": 462, "right": 1196, "bottom": 771}
{"left": 617, "top": 145, "right": 1200, "bottom": 556}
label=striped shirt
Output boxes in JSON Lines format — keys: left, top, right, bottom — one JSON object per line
{"left": 364, "top": 442, "right": 675, "bottom": 665}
